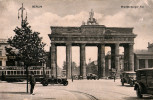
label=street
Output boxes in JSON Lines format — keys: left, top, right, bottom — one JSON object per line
{"left": 0, "top": 79, "right": 153, "bottom": 100}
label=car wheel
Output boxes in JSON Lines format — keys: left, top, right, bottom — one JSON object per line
{"left": 57, "top": 79, "right": 62, "bottom": 84}
{"left": 63, "top": 81, "right": 68, "bottom": 86}
{"left": 42, "top": 82, "right": 48, "bottom": 86}
{"left": 136, "top": 88, "right": 143, "bottom": 98}
{"left": 42, "top": 80, "right": 48, "bottom": 86}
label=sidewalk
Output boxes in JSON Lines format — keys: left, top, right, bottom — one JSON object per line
{"left": 0, "top": 80, "right": 78, "bottom": 100}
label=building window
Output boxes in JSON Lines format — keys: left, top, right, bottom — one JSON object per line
{"left": 148, "top": 59, "right": 153, "bottom": 68}
{"left": 139, "top": 59, "right": 145, "bottom": 69}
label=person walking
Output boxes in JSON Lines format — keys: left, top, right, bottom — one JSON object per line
{"left": 1, "top": 71, "right": 5, "bottom": 81}
{"left": 114, "top": 74, "right": 116, "bottom": 82}
{"left": 72, "top": 76, "right": 73, "bottom": 82}
{"left": 30, "top": 72, "right": 36, "bottom": 95}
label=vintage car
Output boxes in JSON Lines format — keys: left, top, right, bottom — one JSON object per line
{"left": 87, "top": 73, "right": 98, "bottom": 80}
{"left": 134, "top": 68, "right": 153, "bottom": 98}
{"left": 41, "top": 76, "right": 68, "bottom": 86}
{"left": 120, "top": 71, "right": 136, "bottom": 86}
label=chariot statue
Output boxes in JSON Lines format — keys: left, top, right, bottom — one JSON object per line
{"left": 87, "top": 9, "right": 98, "bottom": 25}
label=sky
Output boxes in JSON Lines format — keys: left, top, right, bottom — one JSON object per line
{"left": 0, "top": 0, "right": 153, "bottom": 67}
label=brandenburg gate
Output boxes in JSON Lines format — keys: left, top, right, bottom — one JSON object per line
{"left": 48, "top": 10, "right": 137, "bottom": 79}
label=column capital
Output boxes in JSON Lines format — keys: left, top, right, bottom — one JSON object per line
{"left": 51, "top": 43, "right": 55, "bottom": 46}
{"left": 115, "top": 43, "right": 120, "bottom": 46}
{"left": 100, "top": 43, "right": 105, "bottom": 45}
{"left": 97, "top": 44, "right": 105, "bottom": 47}
{"left": 66, "top": 42, "right": 72, "bottom": 46}
{"left": 129, "top": 43, "right": 134, "bottom": 46}
{"left": 80, "top": 43, "right": 86, "bottom": 46}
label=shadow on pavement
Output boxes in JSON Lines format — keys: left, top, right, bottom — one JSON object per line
{"left": 0, "top": 92, "right": 29, "bottom": 95}
{"left": 117, "top": 85, "right": 132, "bottom": 87}
{"left": 123, "top": 96, "right": 153, "bottom": 100}
{"left": 124, "top": 85, "right": 133, "bottom": 87}
{"left": 44, "top": 98, "right": 56, "bottom": 99}
{"left": 11, "top": 82, "right": 41, "bottom": 84}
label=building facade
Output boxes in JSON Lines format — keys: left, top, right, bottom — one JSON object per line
{"left": 0, "top": 39, "right": 9, "bottom": 67}
{"left": 0, "top": 39, "right": 48, "bottom": 69}
{"left": 134, "top": 42, "right": 153, "bottom": 70}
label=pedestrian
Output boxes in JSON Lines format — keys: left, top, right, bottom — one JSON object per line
{"left": 72, "top": 76, "right": 73, "bottom": 82}
{"left": 114, "top": 74, "right": 116, "bottom": 82}
{"left": 30, "top": 72, "right": 36, "bottom": 95}
{"left": 2, "top": 71, "right": 5, "bottom": 81}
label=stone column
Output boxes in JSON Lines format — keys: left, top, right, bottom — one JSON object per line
{"left": 80, "top": 44, "right": 86, "bottom": 79}
{"left": 145, "top": 59, "right": 148, "bottom": 68}
{"left": 124, "top": 45, "right": 129, "bottom": 71}
{"left": 55, "top": 47, "right": 57, "bottom": 78}
{"left": 107, "top": 58, "right": 111, "bottom": 77}
{"left": 111, "top": 45, "right": 115, "bottom": 69}
{"left": 98, "top": 44, "right": 105, "bottom": 78}
{"left": 108, "top": 59, "right": 111, "bottom": 69}
{"left": 136, "top": 59, "right": 139, "bottom": 70}
{"left": 66, "top": 43, "right": 72, "bottom": 79}
{"left": 51, "top": 43, "right": 56, "bottom": 77}
{"left": 129, "top": 43, "right": 134, "bottom": 71}
{"left": 115, "top": 43, "right": 120, "bottom": 71}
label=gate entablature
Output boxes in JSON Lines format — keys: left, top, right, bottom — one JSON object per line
{"left": 48, "top": 25, "right": 136, "bottom": 44}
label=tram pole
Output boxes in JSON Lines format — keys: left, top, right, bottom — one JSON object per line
{"left": 26, "top": 65, "right": 29, "bottom": 93}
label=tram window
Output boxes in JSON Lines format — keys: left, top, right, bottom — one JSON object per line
{"left": 29, "top": 71, "right": 32, "bottom": 74}
{"left": 8, "top": 71, "right": 10, "bottom": 75}
{"left": 37, "top": 71, "right": 40, "bottom": 75}
{"left": 21, "top": 71, "right": 23, "bottom": 74}
{"left": 11, "top": 71, "right": 13, "bottom": 75}
{"left": 17, "top": 71, "right": 20, "bottom": 74}
{"left": 14, "top": 71, "right": 16, "bottom": 75}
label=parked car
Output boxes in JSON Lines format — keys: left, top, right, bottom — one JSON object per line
{"left": 87, "top": 73, "right": 98, "bottom": 80}
{"left": 41, "top": 76, "right": 68, "bottom": 86}
{"left": 72, "top": 75, "right": 80, "bottom": 80}
{"left": 134, "top": 68, "right": 153, "bottom": 98}
{"left": 121, "top": 71, "right": 136, "bottom": 86}
{"left": 107, "top": 72, "right": 116, "bottom": 79}
{"left": 78, "top": 75, "right": 83, "bottom": 80}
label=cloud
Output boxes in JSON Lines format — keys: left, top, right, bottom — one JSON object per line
{"left": 28, "top": 11, "right": 89, "bottom": 50}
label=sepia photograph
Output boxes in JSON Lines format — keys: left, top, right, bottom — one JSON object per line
{"left": 0, "top": 0, "right": 153, "bottom": 100}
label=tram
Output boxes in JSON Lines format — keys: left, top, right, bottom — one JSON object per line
{"left": 0, "top": 68, "right": 51, "bottom": 82}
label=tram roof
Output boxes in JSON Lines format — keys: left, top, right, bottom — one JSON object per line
{"left": 136, "top": 68, "right": 153, "bottom": 71}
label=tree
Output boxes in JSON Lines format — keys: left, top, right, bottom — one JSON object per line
{"left": 62, "top": 61, "right": 79, "bottom": 75}
{"left": 6, "top": 20, "right": 46, "bottom": 93}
